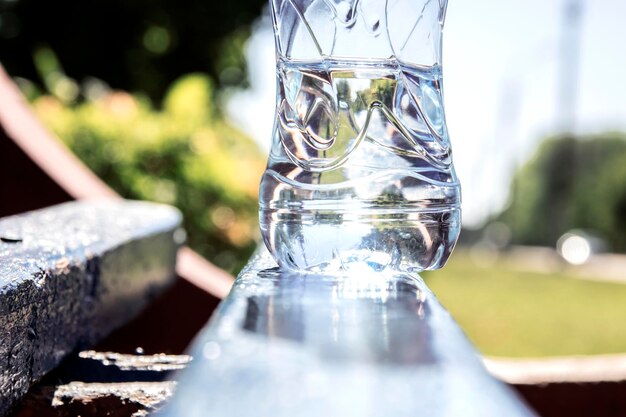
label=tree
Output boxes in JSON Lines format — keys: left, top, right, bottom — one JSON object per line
{"left": 0, "top": 0, "right": 265, "bottom": 101}
{"left": 501, "top": 133, "right": 626, "bottom": 252}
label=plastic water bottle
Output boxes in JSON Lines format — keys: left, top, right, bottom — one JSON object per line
{"left": 260, "top": 0, "right": 460, "bottom": 273}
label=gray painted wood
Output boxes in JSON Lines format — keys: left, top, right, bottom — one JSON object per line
{"left": 0, "top": 200, "right": 181, "bottom": 415}
{"left": 162, "top": 250, "right": 537, "bottom": 417}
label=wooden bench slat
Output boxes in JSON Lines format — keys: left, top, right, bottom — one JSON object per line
{"left": 162, "top": 250, "right": 537, "bottom": 417}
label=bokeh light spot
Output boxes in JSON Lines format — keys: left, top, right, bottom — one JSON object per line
{"left": 558, "top": 233, "right": 592, "bottom": 265}
{"left": 143, "top": 26, "right": 171, "bottom": 54}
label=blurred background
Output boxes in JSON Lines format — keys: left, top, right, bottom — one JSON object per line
{"left": 1, "top": 0, "right": 625, "bottom": 359}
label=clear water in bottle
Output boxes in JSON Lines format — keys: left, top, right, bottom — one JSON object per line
{"left": 260, "top": 57, "right": 461, "bottom": 273}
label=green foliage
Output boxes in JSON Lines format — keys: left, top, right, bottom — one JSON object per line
{"left": 502, "top": 133, "right": 626, "bottom": 252}
{"left": 34, "top": 74, "right": 265, "bottom": 273}
{"left": 0, "top": 0, "right": 265, "bottom": 101}
{"left": 163, "top": 74, "right": 213, "bottom": 122}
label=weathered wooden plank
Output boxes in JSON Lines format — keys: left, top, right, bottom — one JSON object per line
{"left": 0, "top": 64, "right": 233, "bottom": 301}
{"left": 11, "top": 350, "right": 189, "bottom": 417}
{"left": 161, "top": 250, "right": 538, "bottom": 417}
{"left": 16, "top": 381, "right": 175, "bottom": 417}
{"left": 0, "top": 200, "right": 181, "bottom": 415}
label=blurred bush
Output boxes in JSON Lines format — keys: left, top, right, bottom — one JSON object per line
{"left": 0, "top": 0, "right": 265, "bottom": 101}
{"left": 501, "top": 133, "right": 626, "bottom": 252}
{"left": 33, "top": 74, "right": 265, "bottom": 273}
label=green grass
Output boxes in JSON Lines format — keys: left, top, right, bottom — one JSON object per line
{"left": 422, "top": 251, "right": 626, "bottom": 358}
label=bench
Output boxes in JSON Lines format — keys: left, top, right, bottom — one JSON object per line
{"left": 160, "top": 250, "right": 537, "bottom": 417}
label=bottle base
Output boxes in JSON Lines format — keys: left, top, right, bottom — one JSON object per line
{"left": 260, "top": 207, "right": 460, "bottom": 273}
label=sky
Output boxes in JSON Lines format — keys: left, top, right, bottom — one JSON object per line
{"left": 227, "top": 0, "right": 626, "bottom": 227}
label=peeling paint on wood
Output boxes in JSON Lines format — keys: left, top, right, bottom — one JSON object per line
{"left": 0, "top": 201, "right": 182, "bottom": 415}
